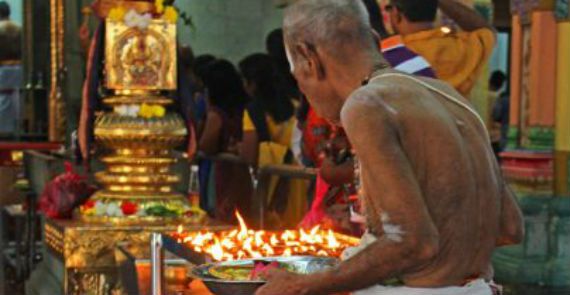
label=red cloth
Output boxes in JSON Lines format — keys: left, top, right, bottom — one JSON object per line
{"left": 39, "top": 162, "right": 96, "bottom": 219}
{"left": 300, "top": 109, "right": 357, "bottom": 234}
{"left": 301, "top": 108, "right": 331, "bottom": 167}
{"left": 299, "top": 174, "right": 330, "bottom": 229}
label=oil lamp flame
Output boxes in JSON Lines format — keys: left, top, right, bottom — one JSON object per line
{"left": 174, "top": 211, "right": 358, "bottom": 261}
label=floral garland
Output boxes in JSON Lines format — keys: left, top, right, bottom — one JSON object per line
{"left": 107, "top": 0, "right": 178, "bottom": 28}
{"left": 80, "top": 199, "right": 203, "bottom": 218}
{"left": 114, "top": 103, "right": 166, "bottom": 119}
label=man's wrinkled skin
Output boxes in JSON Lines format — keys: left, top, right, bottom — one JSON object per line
{"left": 256, "top": 1, "right": 524, "bottom": 295}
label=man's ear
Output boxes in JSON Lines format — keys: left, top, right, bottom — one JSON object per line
{"left": 294, "top": 42, "right": 326, "bottom": 80}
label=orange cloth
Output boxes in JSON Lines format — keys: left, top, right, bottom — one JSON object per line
{"left": 402, "top": 27, "right": 495, "bottom": 97}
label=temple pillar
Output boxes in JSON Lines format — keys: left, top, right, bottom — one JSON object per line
{"left": 507, "top": 15, "right": 523, "bottom": 149}
{"left": 494, "top": 0, "right": 570, "bottom": 289}
{"left": 554, "top": 21, "right": 570, "bottom": 197}
{"left": 527, "top": 11, "right": 557, "bottom": 150}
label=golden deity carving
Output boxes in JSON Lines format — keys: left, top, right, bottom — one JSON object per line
{"left": 105, "top": 19, "right": 176, "bottom": 90}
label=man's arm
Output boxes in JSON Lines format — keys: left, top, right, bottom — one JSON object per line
{"left": 319, "top": 158, "right": 354, "bottom": 186}
{"left": 438, "top": 0, "right": 495, "bottom": 32}
{"left": 304, "top": 93, "right": 440, "bottom": 294}
{"left": 496, "top": 183, "right": 524, "bottom": 246}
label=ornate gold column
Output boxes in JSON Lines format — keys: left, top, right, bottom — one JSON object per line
{"left": 78, "top": 4, "right": 202, "bottom": 224}
{"left": 33, "top": 3, "right": 207, "bottom": 294}
{"left": 48, "top": 0, "right": 67, "bottom": 142}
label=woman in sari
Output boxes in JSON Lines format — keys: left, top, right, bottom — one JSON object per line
{"left": 199, "top": 59, "right": 253, "bottom": 223}
{"left": 239, "top": 53, "right": 307, "bottom": 228}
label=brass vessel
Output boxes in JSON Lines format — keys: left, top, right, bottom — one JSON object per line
{"left": 84, "top": 92, "right": 194, "bottom": 224}
{"left": 79, "top": 17, "right": 197, "bottom": 223}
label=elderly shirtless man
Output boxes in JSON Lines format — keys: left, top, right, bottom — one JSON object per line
{"left": 256, "top": 1, "right": 524, "bottom": 294}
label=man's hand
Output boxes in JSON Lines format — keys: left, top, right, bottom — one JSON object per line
{"left": 319, "top": 157, "right": 354, "bottom": 186}
{"left": 255, "top": 269, "right": 310, "bottom": 295}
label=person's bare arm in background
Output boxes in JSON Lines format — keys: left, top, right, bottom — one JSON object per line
{"left": 240, "top": 131, "right": 259, "bottom": 166}
{"left": 198, "top": 111, "right": 222, "bottom": 155}
{"left": 438, "top": 0, "right": 496, "bottom": 33}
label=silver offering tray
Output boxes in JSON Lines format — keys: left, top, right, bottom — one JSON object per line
{"left": 191, "top": 256, "right": 338, "bottom": 295}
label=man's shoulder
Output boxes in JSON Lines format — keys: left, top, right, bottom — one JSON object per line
{"left": 341, "top": 75, "right": 430, "bottom": 123}
{"left": 0, "top": 20, "right": 20, "bottom": 29}
{"left": 347, "top": 73, "right": 469, "bottom": 122}
{"left": 366, "top": 73, "right": 455, "bottom": 100}
{"left": 0, "top": 20, "right": 21, "bottom": 35}
{"left": 341, "top": 84, "right": 395, "bottom": 124}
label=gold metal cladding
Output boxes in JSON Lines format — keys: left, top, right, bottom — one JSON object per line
{"left": 101, "top": 155, "right": 176, "bottom": 165}
{"left": 90, "top": 191, "right": 186, "bottom": 201}
{"left": 44, "top": 218, "right": 222, "bottom": 269}
{"left": 107, "top": 165, "right": 171, "bottom": 174}
{"left": 114, "top": 89, "right": 161, "bottom": 96}
{"left": 94, "top": 113, "right": 187, "bottom": 149}
{"left": 48, "top": 0, "right": 66, "bottom": 141}
{"left": 103, "top": 94, "right": 173, "bottom": 106}
{"left": 95, "top": 171, "right": 181, "bottom": 185}
{"left": 103, "top": 185, "right": 174, "bottom": 193}
{"left": 78, "top": 214, "right": 206, "bottom": 226}
{"left": 105, "top": 19, "right": 177, "bottom": 90}
{"left": 94, "top": 113, "right": 187, "bottom": 135}
{"left": 112, "top": 149, "right": 172, "bottom": 157}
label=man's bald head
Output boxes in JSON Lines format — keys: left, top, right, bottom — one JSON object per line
{"left": 283, "top": 0, "right": 379, "bottom": 63}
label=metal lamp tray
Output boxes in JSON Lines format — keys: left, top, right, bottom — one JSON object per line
{"left": 190, "top": 256, "right": 338, "bottom": 295}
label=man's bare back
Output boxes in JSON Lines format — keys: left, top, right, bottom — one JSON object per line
{"left": 257, "top": 1, "right": 523, "bottom": 293}
{"left": 345, "top": 71, "right": 519, "bottom": 287}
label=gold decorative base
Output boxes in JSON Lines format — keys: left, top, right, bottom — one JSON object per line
{"left": 94, "top": 113, "right": 187, "bottom": 150}
{"left": 43, "top": 217, "right": 232, "bottom": 295}
{"left": 94, "top": 172, "right": 181, "bottom": 188}
{"left": 81, "top": 92, "right": 195, "bottom": 223}
{"left": 82, "top": 191, "right": 204, "bottom": 225}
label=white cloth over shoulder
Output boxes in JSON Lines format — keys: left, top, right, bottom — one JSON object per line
{"left": 341, "top": 232, "right": 493, "bottom": 295}
{"left": 352, "top": 279, "right": 492, "bottom": 295}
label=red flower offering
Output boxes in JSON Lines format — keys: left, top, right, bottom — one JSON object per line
{"left": 83, "top": 200, "right": 96, "bottom": 210}
{"left": 121, "top": 201, "right": 138, "bottom": 216}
